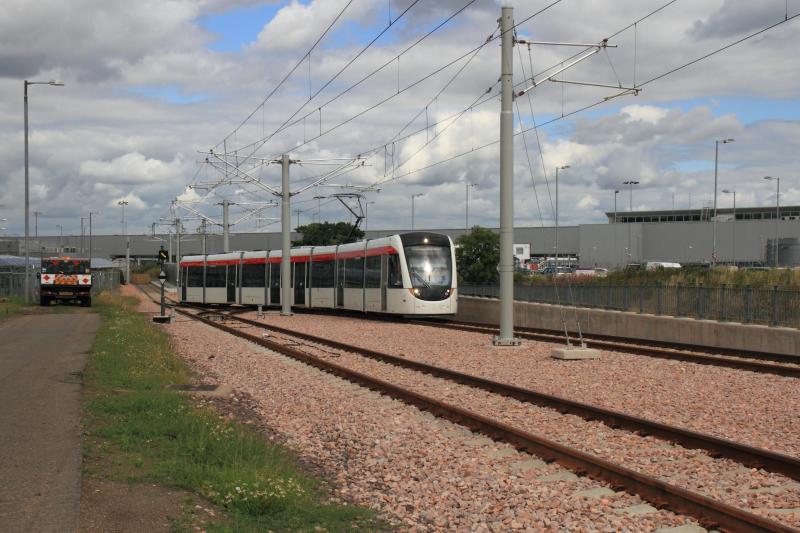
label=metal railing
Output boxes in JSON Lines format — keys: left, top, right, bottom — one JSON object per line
{"left": 0, "top": 270, "right": 120, "bottom": 299}
{"left": 460, "top": 282, "right": 800, "bottom": 329}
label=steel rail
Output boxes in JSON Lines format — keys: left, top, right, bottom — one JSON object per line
{"left": 411, "top": 319, "right": 800, "bottom": 378}
{"left": 194, "top": 310, "right": 800, "bottom": 483}
{"left": 146, "top": 295, "right": 795, "bottom": 532}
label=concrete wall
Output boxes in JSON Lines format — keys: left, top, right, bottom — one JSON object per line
{"left": 456, "top": 296, "right": 800, "bottom": 357}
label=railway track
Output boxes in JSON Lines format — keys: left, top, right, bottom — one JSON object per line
{"left": 136, "top": 285, "right": 798, "bottom": 532}
{"left": 408, "top": 318, "right": 800, "bottom": 379}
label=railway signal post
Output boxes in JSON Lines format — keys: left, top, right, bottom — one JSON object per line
{"left": 153, "top": 269, "right": 171, "bottom": 324}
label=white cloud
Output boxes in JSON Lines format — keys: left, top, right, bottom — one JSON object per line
{"left": 621, "top": 105, "right": 669, "bottom": 125}
{"left": 79, "top": 152, "right": 187, "bottom": 185}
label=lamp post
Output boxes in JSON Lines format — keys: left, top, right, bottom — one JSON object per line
{"left": 554, "top": 165, "right": 569, "bottom": 269}
{"left": 411, "top": 193, "right": 423, "bottom": 230}
{"left": 24, "top": 79, "right": 64, "bottom": 303}
{"left": 365, "top": 201, "right": 375, "bottom": 234}
{"left": 712, "top": 138, "right": 735, "bottom": 265}
{"left": 722, "top": 189, "right": 736, "bottom": 266}
{"left": 465, "top": 182, "right": 476, "bottom": 231}
{"left": 118, "top": 200, "right": 130, "bottom": 283}
{"left": 764, "top": 176, "right": 780, "bottom": 267}
{"left": 613, "top": 190, "right": 620, "bottom": 223}
{"left": 56, "top": 224, "right": 63, "bottom": 253}
{"left": 623, "top": 180, "right": 639, "bottom": 263}
{"left": 88, "top": 211, "right": 100, "bottom": 268}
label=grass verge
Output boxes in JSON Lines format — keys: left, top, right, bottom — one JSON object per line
{"left": 83, "top": 292, "right": 384, "bottom": 532}
{"left": 0, "top": 296, "right": 26, "bottom": 320}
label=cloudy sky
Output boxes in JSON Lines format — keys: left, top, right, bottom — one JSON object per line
{"left": 1, "top": 0, "right": 798, "bottom": 238}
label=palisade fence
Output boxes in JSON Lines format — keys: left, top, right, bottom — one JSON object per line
{"left": 0, "top": 270, "right": 121, "bottom": 299}
{"left": 460, "top": 283, "right": 800, "bottom": 329}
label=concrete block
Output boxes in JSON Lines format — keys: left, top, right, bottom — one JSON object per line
{"left": 615, "top": 503, "right": 657, "bottom": 516}
{"left": 510, "top": 459, "right": 547, "bottom": 472}
{"left": 551, "top": 347, "right": 601, "bottom": 360}
{"left": 539, "top": 471, "right": 578, "bottom": 482}
{"left": 572, "top": 487, "right": 617, "bottom": 499}
{"left": 654, "top": 525, "right": 707, "bottom": 533}
{"left": 487, "top": 448, "right": 517, "bottom": 459}
{"left": 464, "top": 436, "right": 494, "bottom": 447}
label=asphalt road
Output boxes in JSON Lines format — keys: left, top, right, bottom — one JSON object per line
{"left": 0, "top": 311, "right": 100, "bottom": 533}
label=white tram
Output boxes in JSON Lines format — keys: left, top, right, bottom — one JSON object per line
{"left": 179, "top": 232, "right": 457, "bottom": 315}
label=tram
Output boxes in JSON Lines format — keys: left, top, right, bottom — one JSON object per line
{"left": 179, "top": 232, "right": 457, "bottom": 315}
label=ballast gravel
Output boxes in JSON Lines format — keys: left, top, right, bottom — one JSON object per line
{"left": 126, "top": 288, "right": 703, "bottom": 531}
{"left": 238, "top": 310, "right": 800, "bottom": 459}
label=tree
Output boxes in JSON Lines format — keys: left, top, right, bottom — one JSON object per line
{"left": 455, "top": 226, "right": 499, "bottom": 284}
{"left": 293, "top": 222, "right": 365, "bottom": 246}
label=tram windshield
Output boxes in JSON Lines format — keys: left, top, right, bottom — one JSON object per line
{"left": 405, "top": 246, "right": 452, "bottom": 288}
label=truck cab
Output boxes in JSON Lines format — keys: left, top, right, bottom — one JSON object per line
{"left": 39, "top": 257, "right": 92, "bottom": 307}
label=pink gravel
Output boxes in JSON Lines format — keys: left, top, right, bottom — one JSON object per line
{"left": 127, "top": 286, "right": 707, "bottom": 531}
{"left": 238, "top": 310, "right": 800, "bottom": 460}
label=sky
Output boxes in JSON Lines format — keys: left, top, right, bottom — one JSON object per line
{"left": 0, "top": 0, "right": 799, "bottom": 238}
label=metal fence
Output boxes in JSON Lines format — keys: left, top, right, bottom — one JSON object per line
{"left": 0, "top": 270, "right": 120, "bottom": 299}
{"left": 460, "top": 283, "right": 800, "bottom": 329}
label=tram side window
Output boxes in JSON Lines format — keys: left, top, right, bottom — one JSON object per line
{"left": 365, "top": 255, "right": 381, "bottom": 288}
{"left": 387, "top": 254, "right": 403, "bottom": 288}
{"left": 312, "top": 260, "right": 334, "bottom": 288}
{"left": 187, "top": 266, "right": 204, "bottom": 286}
{"left": 344, "top": 257, "right": 364, "bottom": 288}
{"left": 206, "top": 265, "right": 226, "bottom": 287}
{"left": 242, "top": 264, "right": 266, "bottom": 287}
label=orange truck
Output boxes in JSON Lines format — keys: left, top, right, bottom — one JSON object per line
{"left": 39, "top": 257, "right": 92, "bottom": 307}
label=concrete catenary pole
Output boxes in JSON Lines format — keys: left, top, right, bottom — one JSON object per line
{"left": 281, "top": 154, "right": 292, "bottom": 316}
{"left": 494, "top": 5, "right": 518, "bottom": 346}
{"left": 222, "top": 199, "right": 230, "bottom": 253}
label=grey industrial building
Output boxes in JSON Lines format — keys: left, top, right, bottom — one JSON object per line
{"left": 1, "top": 205, "right": 799, "bottom": 268}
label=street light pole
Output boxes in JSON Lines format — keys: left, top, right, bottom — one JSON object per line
{"left": 722, "top": 189, "right": 736, "bottom": 266}
{"left": 613, "top": 190, "right": 619, "bottom": 223}
{"left": 24, "top": 79, "right": 63, "bottom": 303}
{"left": 89, "top": 211, "right": 99, "bottom": 268}
{"left": 118, "top": 200, "right": 130, "bottom": 283}
{"left": 56, "top": 224, "right": 62, "bottom": 253}
{"left": 365, "top": 201, "right": 375, "bottom": 233}
{"left": 411, "top": 193, "right": 423, "bottom": 230}
{"left": 465, "top": 182, "right": 476, "bottom": 231}
{"left": 623, "top": 180, "right": 639, "bottom": 263}
{"left": 764, "top": 176, "right": 780, "bottom": 267}
{"left": 712, "top": 138, "right": 735, "bottom": 265}
{"left": 554, "top": 165, "right": 569, "bottom": 270}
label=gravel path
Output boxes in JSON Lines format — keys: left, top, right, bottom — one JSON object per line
{"left": 128, "top": 287, "right": 705, "bottom": 531}
{"left": 237, "top": 310, "right": 800, "bottom": 459}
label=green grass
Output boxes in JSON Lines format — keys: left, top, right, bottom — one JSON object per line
{"left": 83, "top": 292, "right": 384, "bottom": 532}
{"left": 0, "top": 296, "right": 27, "bottom": 320}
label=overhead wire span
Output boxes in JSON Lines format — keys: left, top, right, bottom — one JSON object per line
{"left": 381, "top": 9, "right": 799, "bottom": 187}
{"left": 232, "top": 0, "right": 480, "bottom": 159}
{"left": 214, "top": 0, "right": 354, "bottom": 150}
{"left": 237, "top": 0, "right": 425, "bottom": 160}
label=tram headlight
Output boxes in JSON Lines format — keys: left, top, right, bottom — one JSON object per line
{"left": 413, "top": 288, "right": 420, "bottom": 296}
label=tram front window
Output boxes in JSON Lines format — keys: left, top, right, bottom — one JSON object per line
{"left": 404, "top": 246, "right": 452, "bottom": 300}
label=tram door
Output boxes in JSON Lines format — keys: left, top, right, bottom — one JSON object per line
{"left": 294, "top": 262, "right": 306, "bottom": 306}
{"left": 226, "top": 265, "right": 236, "bottom": 303}
{"left": 336, "top": 259, "right": 344, "bottom": 307}
{"left": 380, "top": 255, "right": 387, "bottom": 312}
{"left": 269, "top": 264, "right": 280, "bottom": 305}
{"left": 181, "top": 267, "right": 187, "bottom": 301}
